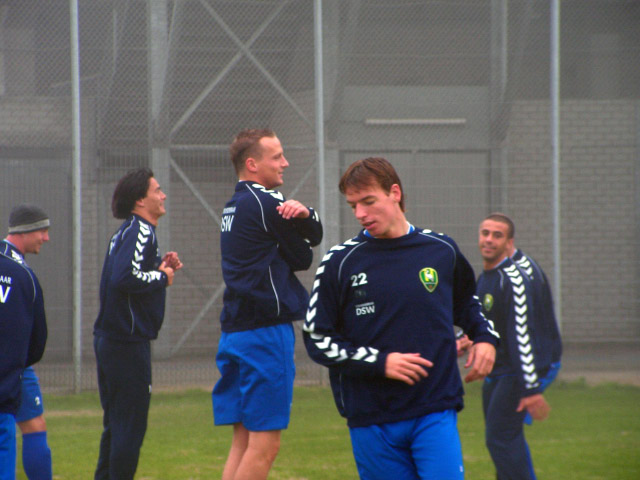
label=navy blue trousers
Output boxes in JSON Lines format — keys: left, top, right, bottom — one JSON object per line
{"left": 94, "top": 336, "right": 151, "bottom": 480}
{"left": 482, "top": 375, "right": 536, "bottom": 480}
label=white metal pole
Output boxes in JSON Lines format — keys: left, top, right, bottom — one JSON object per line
{"left": 70, "top": 0, "right": 83, "bottom": 392}
{"left": 314, "top": 0, "right": 326, "bottom": 256}
{"left": 313, "top": 0, "right": 329, "bottom": 386}
{"left": 551, "top": 0, "right": 562, "bottom": 330}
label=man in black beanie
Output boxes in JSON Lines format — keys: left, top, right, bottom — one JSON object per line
{"left": 1, "top": 204, "right": 52, "bottom": 480}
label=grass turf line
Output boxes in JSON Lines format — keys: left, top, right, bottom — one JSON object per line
{"left": 15, "top": 380, "right": 640, "bottom": 479}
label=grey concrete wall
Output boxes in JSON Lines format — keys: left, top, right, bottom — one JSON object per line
{"left": 0, "top": 96, "right": 637, "bottom": 369}
{"left": 506, "top": 99, "right": 639, "bottom": 341}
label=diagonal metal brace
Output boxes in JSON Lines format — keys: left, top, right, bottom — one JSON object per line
{"left": 198, "top": 0, "right": 313, "bottom": 127}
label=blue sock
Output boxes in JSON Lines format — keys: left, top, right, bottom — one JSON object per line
{"left": 22, "top": 431, "right": 52, "bottom": 480}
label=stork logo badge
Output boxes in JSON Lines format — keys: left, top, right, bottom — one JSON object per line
{"left": 483, "top": 293, "right": 494, "bottom": 312}
{"left": 419, "top": 268, "right": 438, "bottom": 293}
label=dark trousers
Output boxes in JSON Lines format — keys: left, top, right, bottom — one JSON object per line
{"left": 94, "top": 336, "right": 151, "bottom": 480}
{"left": 482, "top": 375, "right": 536, "bottom": 480}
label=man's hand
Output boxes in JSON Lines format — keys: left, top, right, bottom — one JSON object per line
{"left": 463, "top": 342, "right": 496, "bottom": 383}
{"left": 385, "top": 353, "right": 433, "bottom": 385}
{"left": 158, "top": 261, "right": 175, "bottom": 286}
{"left": 517, "top": 394, "right": 551, "bottom": 421}
{"left": 162, "top": 251, "right": 183, "bottom": 271}
{"left": 456, "top": 334, "right": 473, "bottom": 358}
{"left": 277, "top": 200, "right": 310, "bottom": 220}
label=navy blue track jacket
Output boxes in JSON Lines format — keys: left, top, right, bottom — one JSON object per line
{"left": 93, "top": 215, "right": 168, "bottom": 342}
{"left": 303, "top": 227, "right": 499, "bottom": 428}
{"left": 220, "top": 181, "right": 323, "bottom": 333}
{"left": 0, "top": 243, "right": 47, "bottom": 415}
{"left": 512, "top": 249, "right": 562, "bottom": 367}
{"left": 476, "top": 256, "right": 561, "bottom": 396}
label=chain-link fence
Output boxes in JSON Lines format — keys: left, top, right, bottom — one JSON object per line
{"left": 0, "top": 0, "right": 638, "bottom": 393}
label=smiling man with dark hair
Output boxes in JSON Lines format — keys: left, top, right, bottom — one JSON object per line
{"left": 93, "top": 168, "right": 182, "bottom": 480}
{"left": 477, "top": 213, "right": 562, "bottom": 480}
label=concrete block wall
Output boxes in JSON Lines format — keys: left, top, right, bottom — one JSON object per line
{"left": 0, "top": 97, "right": 71, "bottom": 147}
{"left": 506, "top": 99, "right": 638, "bottom": 342}
{"left": 2, "top": 95, "right": 637, "bottom": 372}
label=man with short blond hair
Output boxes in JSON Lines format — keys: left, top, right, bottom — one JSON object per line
{"left": 214, "top": 129, "right": 323, "bottom": 480}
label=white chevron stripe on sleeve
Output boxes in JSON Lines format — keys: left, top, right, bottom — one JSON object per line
{"left": 321, "top": 252, "right": 334, "bottom": 263}
{"left": 518, "top": 344, "right": 532, "bottom": 356}
{"left": 520, "top": 353, "right": 534, "bottom": 365}
{"left": 309, "top": 334, "right": 349, "bottom": 362}
{"left": 352, "top": 347, "right": 368, "bottom": 360}
{"left": 514, "top": 294, "right": 527, "bottom": 305}
{"left": 509, "top": 275, "right": 523, "bottom": 285}
{"left": 325, "top": 343, "right": 342, "bottom": 359}
{"left": 521, "top": 361, "right": 535, "bottom": 372}
{"left": 506, "top": 264, "right": 539, "bottom": 390}
{"left": 305, "top": 308, "right": 316, "bottom": 327}
{"left": 308, "top": 292, "right": 318, "bottom": 308}
{"left": 352, "top": 347, "right": 378, "bottom": 363}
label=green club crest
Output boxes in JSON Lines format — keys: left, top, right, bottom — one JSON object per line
{"left": 419, "top": 267, "right": 438, "bottom": 293}
{"left": 483, "top": 293, "right": 494, "bottom": 312}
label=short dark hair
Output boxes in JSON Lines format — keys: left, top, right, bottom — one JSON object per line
{"left": 339, "top": 157, "right": 406, "bottom": 212}
{"left": 483, "top": 212, "right": 515, "bottom": 238}
{"left": 111, "top": 167, "right": 154, "bottom": 219}
{"left": 229, "top": 128, "right": 276, "bottom": 175}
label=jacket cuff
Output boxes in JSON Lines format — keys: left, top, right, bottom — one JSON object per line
{"left": 472, "top": 333, "right": 500, "bottom": 348}
{"left": 375, "top": 351, "right": 389, "bottom": 378}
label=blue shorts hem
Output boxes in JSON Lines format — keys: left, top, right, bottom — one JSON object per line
{"left": 16, "top": 367, "right": 44, "bottom": 423}
{"left": 212, "top": 323, "right": 295, "bottom": 432}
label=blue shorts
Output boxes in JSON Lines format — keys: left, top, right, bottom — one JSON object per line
{"left": 0, "top": 413, "right": 16, "bottom": 480}
{"left": 212, "top": 323, "right": 295, "bottom": 431}
{"left": 16, "top": 366, "right": 44, "bottom": 423}
{"left": 349, "top": 410, "right": 464, "bottom": 480}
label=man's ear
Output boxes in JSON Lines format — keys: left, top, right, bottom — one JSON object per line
{"left": 134, "top": 197, "right": 146, "bottom": 209}
{"left": 390, "top": 183, "right": 402, "bottom": 202}
{"left": 245, "top": 156, "right": 258, "bottom": 173}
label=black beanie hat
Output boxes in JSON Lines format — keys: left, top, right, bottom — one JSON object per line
{"left": 8, "top": 204, "right": 50, "bottom": 234}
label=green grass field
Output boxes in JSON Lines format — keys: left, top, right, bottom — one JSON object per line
{"left": 17, "top": 380, "right": 640, "bottom": 479}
